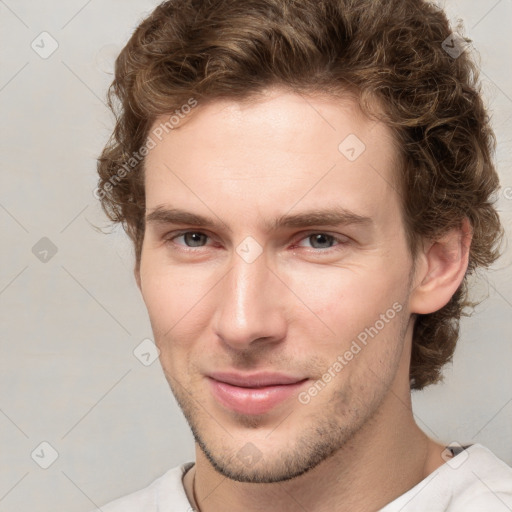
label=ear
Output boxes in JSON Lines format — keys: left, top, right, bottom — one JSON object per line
{"left": 409, "top": 218, "right": 472, "bottom": 315}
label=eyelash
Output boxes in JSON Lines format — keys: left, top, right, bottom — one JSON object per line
{"left": 164, "top": 230, "right": 350, "bottom": 252}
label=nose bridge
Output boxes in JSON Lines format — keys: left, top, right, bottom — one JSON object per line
{"left": 213, "top": 251, "right": 286, "bottom": 348}
{"left": 232, "top": 255, "right": 266, "bottom": 316}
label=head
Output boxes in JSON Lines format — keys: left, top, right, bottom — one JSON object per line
{"left": 97, "top": 0, "right": 503, "bottom": 483}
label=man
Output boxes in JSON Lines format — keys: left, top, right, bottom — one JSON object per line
{"left": 94, "top": 0, "right": 512, "bottom": 510}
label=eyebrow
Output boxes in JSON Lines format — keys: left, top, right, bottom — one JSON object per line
{"left": 269, "top": 208, "right": 373, "bottom": 230}
{"left": 146, "top": 207, "right": 221, "bottom": 228}
{"left": 145, "top": 206, "right": 373, "bottom": 231}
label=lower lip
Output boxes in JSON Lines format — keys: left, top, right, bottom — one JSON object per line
{"left": 208, "top": 378, "right": 307, "bottom": 415}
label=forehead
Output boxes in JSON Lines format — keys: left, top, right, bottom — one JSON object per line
{"left": 143, "top": 89, "right": 401, "bottom": 224}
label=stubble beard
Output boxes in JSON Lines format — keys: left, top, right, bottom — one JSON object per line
{"left": 165, "top": 368, "right": 396, "bottom": 483}
{"left": 161, "top": 298, "right": 411, "bottom": 484}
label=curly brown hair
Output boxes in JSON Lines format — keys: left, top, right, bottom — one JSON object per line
{"left": 96, "top": 0, "right": 504, "bottom": 390}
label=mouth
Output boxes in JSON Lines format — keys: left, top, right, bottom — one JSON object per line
{"left": 207, "top": 372, "right": 309, "bottom": 415}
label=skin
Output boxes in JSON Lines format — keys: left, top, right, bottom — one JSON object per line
{"left": 136, "top": 88, "right": 471, "bottom": 512}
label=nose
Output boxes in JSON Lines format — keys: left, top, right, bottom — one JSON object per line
{"left": 212, "top": 251, "right": 288, "bottom": 351}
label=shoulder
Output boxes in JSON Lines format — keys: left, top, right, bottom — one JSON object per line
{"left": 91, "top": 462, "right": 195, "bottom": 512}
{"left": 380, "top": 444, "right": 512, "bottom": 511}
{"left": 453, "top": 444, "right": 512, "bottom": 510}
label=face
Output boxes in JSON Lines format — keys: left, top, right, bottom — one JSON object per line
{"left": 139, "top": 89, "right": 416, "bottom": 483}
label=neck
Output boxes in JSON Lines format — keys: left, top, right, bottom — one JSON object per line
{"left": 185, "top": 396, "right": 447, "bottom": 512}
{"left": 184, "top": 324, "right": 448, "bottom": 512}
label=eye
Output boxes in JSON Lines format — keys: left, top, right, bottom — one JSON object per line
{"left": 297, "top": 233, "right": 347, "bottom": 250}
{"left": 172, "top": 232, "right": 210, "bottom": 247}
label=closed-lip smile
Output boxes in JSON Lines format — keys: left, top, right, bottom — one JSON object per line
{"left": 207, "top": 371, "right": 308, "bottom": 415}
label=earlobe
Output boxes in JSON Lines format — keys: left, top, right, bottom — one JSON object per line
{"left": 409, "top": 218, "right": 472, "bottom": 315}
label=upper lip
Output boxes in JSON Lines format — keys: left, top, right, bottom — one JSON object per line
{"left": 208, "top": 371, "right": 307, "bottom": 388}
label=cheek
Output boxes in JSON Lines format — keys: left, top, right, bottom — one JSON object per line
{"left": 286, "top": 263, "right": 404, "bottom": 336}
{"left": 139, "top": 259, "right": 214, "bottom": 342}
{"left": 140, "top": 265, "right": 213, "bottom": 380}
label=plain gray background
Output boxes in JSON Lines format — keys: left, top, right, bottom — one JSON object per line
{"left": 0, "top": 1, "right": 511, "bottom": 510}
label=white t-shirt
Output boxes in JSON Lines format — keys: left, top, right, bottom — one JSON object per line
{"left": 95, "top": 444, "right": 512, "bottom": 511}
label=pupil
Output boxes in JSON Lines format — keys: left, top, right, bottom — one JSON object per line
{"left": 185, "top": 233, "right": 205, "bottom": 247}
{"left": 311, "top": 234, "right": 332, "bottom": 248}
